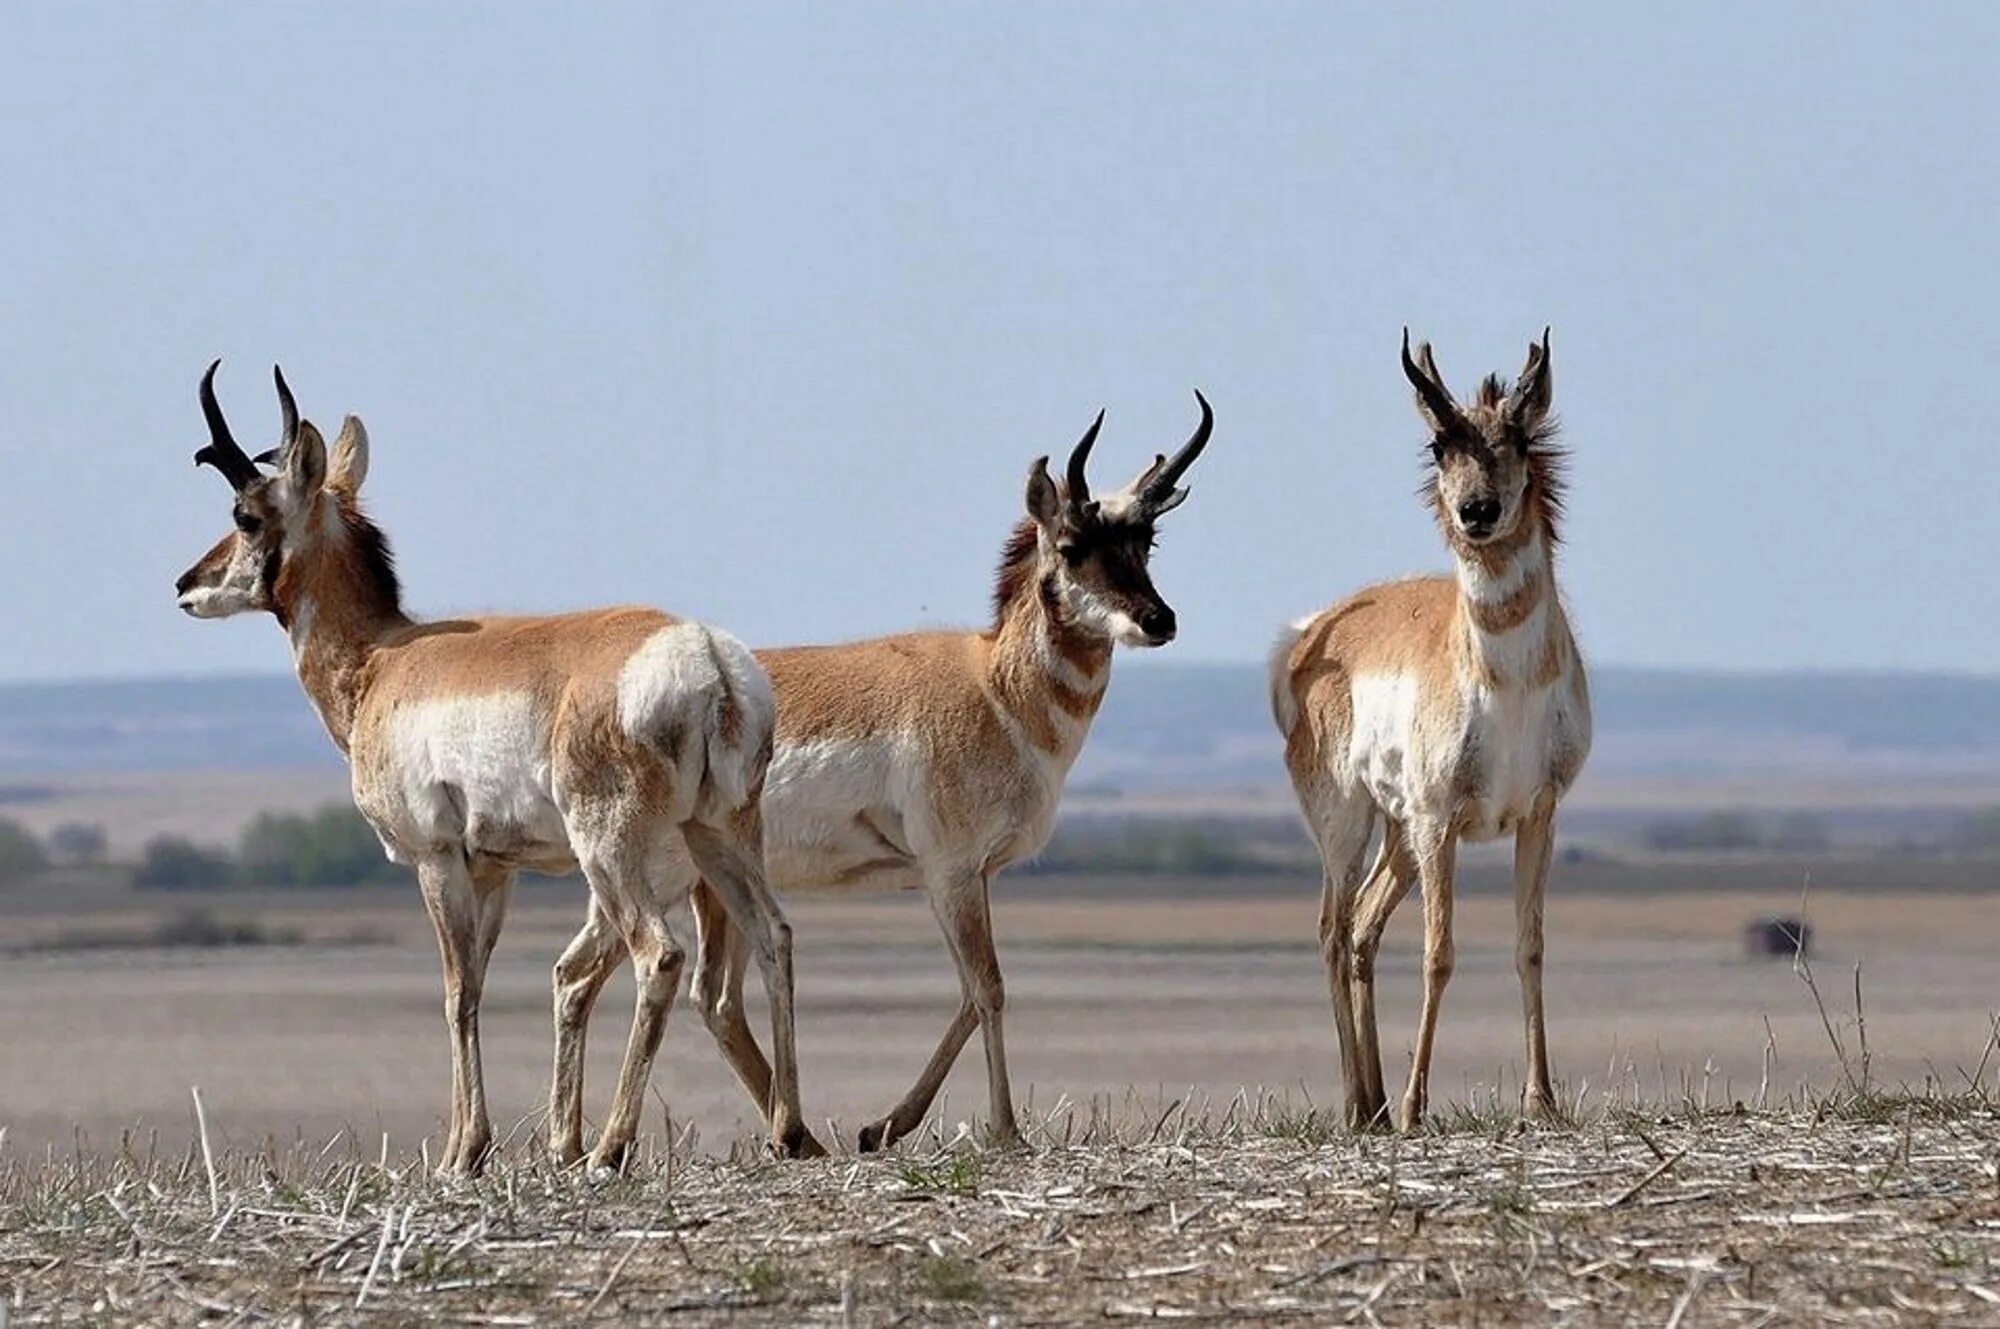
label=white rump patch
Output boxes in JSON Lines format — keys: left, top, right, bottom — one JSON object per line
{"left": 1268, "top": 619, "right": 1309, "bottom": 735}
{"left": 618, "top": 623, "right": 777, "bottom": 812}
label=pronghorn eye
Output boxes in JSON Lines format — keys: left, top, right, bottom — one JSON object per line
{"left": 1059, "top": 543, "right": 1088, "bottom": 567}
{"left": 234, "top": 509, "right": 261, "bottom": 535}
{"left": 1428, "top": 440, "right": 1446, "bottom": 463}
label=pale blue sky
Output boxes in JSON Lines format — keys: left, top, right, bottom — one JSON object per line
{"left": 2, "top": 4, "right": 1996, "bottom": 682}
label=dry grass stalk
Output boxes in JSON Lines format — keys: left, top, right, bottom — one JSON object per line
{"left": 2, "top": 1070, "right": 1996, "bottom": 1326}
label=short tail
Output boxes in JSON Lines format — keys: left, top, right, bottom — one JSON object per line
{"left": 693, "top": 625, "right": 776, "bottom": 816}
{"left": 1268, "top": 617, "right": 1310, "bottom": 738}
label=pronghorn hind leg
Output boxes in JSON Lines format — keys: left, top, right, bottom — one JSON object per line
{"left": 688, "top": 881, "right": 776, "bottom": 1113}
{"left": 683, "top": 813, "right": 824, "bottom": 1160}
{"left": 549, "top": 897, "right": 625, "bottom": 1167}
{"left": 856, "top": 1002, "right": 980, "bottom": 1153}
{"left": 1306, "top": 802, "right": 1377, "bottom": 1130}
{"left": 1348, "top": 822, "right": 1417, "bottom": 1131}
{"left": 573, "top": 828, "right": 686, "bottom": 1175}
{"left": 1513, "top": 791, "right": 1561, "bottom": 1121}
{"left": 1399, "top": 817, "right": 1459, "bottom": 1133}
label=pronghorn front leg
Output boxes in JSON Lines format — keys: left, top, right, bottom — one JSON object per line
{"left": 1513, "top": 791, "right": 1560, "bottom": 1120}
{"left": 1399, "top": 816, "right": 1459, "bottom": 1132}
{"left": 857, "top": 865, "right": 1014, "bottom": 1152}
{"left": 1347, "top": 822, "right": 1416, "bottom": 1129}
{"left": 415, "top": 853, "right": 497, "bottom": 1175}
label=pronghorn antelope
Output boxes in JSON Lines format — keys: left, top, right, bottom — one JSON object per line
{"left": 548, "top": 395, "right": 1213, "bottom": 1152}
{"left": 1270, "top": 331, "right": 1590, "bottom": 1131}
{"left": 173, "top": 363, "right": 817, "bottom": 1172}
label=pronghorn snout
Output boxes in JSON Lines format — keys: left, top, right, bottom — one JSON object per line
{"left": 1137, "top": 604, "right": 1177, "bottom": 645}
{"left": 1456, "top": 496, "right": 1502, "bottom": 538}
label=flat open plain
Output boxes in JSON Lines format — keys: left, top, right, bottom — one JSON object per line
{"left": 2, "top": 877, "right": 1994, "bottom": 1159}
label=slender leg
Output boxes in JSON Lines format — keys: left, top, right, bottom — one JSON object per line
{"left": 684, "top": 812, "right": 823, "bottom": 1159}
{"left": 1399, "top": 817, "right": 1458, "bottom": 1133}
{"left": 549, "top": 897, "right": 625, "bottom": 1166}
{"left": 856, "top": 1002, "right": 980, "bottom": 1153}
{"left": 1348, "top": 822, "right": 1416, "bottom": 1129}
{"left": 449, "top": 860, "right": 513, "bottom": 1172}
{"left": 1514, "top": 792, "right": 1560, "bottom": 1120}
{"left": 561, "top": 815, "right": 689, "bottom": 1175}
{"left": 589, "top": 895, "right": 685, "bottom": 1174}
{"left": 689, "top": 882, "right": 785, "bottom": 1123}
{"left": 859, "top": 864, "right": 1015, "bottom": 1151}
{"left": 1306, "top": 802, "right": 1378, "bottom": 1129}
{"left": 415, "top": 854, "right": 489, "bottom": 1175}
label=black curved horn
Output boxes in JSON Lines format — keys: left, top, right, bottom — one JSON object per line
{"left": 1141, "top": 389, "right": 1212, "bottom": 506}
{"left": 1401, "top": 327, "right": 1460, "bottom": 427}
{"left": 194, "top": 359, "right": 260, "bottom": 491}
{"left": 273, "top": 364, "right": 299, "bottom": 455}
{"left": 1066, "top": 409, "right": 1104, "bottom": 506}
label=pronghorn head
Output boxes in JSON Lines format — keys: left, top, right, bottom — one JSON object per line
{"left": 1017, "top": 391, "right": 1212, "bottom": 648}
{"left": 1403, "top": 329, "right": 1560, "bottom": 553}
{"left": 175, "top": 361, "right": 390, "bottom": 626}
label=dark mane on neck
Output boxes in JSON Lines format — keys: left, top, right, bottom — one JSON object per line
{"left": 1525, "top": 419, "right": 1567, "bottom": 547}
{"left": 990, "top": 519, "right": 1042, "bottom": 630}
{"left": 336, "top": 495, "right": 404, "bottom": 621}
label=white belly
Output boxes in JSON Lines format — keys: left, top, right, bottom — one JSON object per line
{"left": 761, "top": 735, "right": 927, "bottom": 893}
{"left": 377, "top": 692, "right": 570, "bottom": 862}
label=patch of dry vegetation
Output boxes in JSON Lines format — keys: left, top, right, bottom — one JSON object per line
{"left": 3, "top": 1081, "right": 1998, "bottom": 1327}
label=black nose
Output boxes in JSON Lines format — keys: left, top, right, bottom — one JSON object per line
{"left": 174, "top": 570, "right": 196, "bottom": 595}
{"left": 1457, "top": 497, "right": 1502, "bottom": 529}
{"left": 1139, "top": 605, "right": 1177, "bottom": 641}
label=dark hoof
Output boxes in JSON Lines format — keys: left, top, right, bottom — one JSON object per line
{"left": 856, "top": 1121, "right": 889, "bottom": 1154}
{"left": 775, "top": 1121, "right": 828, "bottom": 1160}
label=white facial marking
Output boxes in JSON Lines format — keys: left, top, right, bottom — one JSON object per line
{"left": 1456, "top": 534, "right": 1545, "bottom": 605}
{"left": 177, "top": 585, "right": 245, "bottom": 618}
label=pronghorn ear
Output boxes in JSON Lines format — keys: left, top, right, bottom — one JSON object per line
{"left": 1504, "top": 328, "right": 1553, "bottom": 434}
{"left": 329, "top": 415, "right": 370, "bottom": 494}
{"left": 283, "top": 419, "right": 328, "bottom": 500}
{"left": 1025, "top": 456, "right": 1064, "bottom": 531}
{"left": 1402, "top": 329, "right": 1460, "bottom": 435}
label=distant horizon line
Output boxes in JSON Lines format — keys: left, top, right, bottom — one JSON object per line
{"left": 9, "top": 660, "right": 2000, "bottom": 690}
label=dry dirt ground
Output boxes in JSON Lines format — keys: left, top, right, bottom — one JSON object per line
{"left": 1, "top": 885, "right": 1998, "bottom": 1323}
{"left": 2, "top": 1100, "right": 1998, "bottom": 1326}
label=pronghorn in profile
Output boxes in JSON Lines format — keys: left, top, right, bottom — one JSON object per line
{"left": 549, "top": 395, "right": 1213, "bottom": 1152}
{"left": 174, "top": 364, "right": 816, "bottom": 1172}
{"left": 1270, "top": 331, "right": 1589, "bottom": 1131}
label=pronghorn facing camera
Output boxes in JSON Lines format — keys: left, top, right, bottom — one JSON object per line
{"left": 1271, "top": 331, "right": 1590, "bottom": 1131}
{"left": 550, "top": 394, "right": 1214, "bottom": 1152}
{"left": 174, "top": 363, "right": 817, "bottom": 1172}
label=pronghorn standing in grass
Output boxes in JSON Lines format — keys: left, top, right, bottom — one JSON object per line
{"left": 549, "top": 395, "right": 1213, "bottom": 1152}
{"left": 174, "top": 364, "right": 816, "bottom": 1172}
{"left": 1271, "top": 331, "right": 1589, "bottom": 1131}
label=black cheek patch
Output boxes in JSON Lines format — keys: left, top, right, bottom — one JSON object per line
{"left": 260, "top": 547, "right": 287, "bottom": 627}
